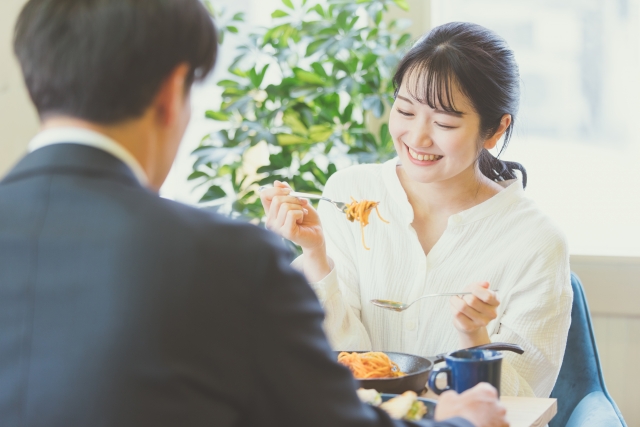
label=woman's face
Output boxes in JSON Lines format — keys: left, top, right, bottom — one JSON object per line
{"left": 389, "top": 76, "right": 483, "bottom": 185}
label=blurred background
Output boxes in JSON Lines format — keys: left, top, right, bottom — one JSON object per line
{"left": 1, "top": 0, "right": 638, "bottom": 423}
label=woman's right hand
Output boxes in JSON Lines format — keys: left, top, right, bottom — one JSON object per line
{"left": 260, "top": 181, "right": 334, "bottom": 282}
{"left": 259, "top": 181, "right": 325, "bottom": 253}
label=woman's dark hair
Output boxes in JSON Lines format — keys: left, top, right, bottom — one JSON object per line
{"left": 14, "top": 0, "right": 217, "bottom": 124}
{"left": 393, "top": 22, "right": 527, "bottom": 187}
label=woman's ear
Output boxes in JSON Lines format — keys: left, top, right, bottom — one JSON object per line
{"left": 483, "top": 114, "right": 512, "bottom": 150}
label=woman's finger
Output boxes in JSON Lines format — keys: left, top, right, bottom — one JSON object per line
{"left": 469, "top": 284, "right": 500, "bottom": 306}
{"left": 462, "top": 295, "right": 498, "bottom": 320}
{"left": 450, "top": 296, "right": 493, "bottom": 327}
{"left": 282, "top": 209, "right": 304, "bottom": 238}
{"left": 260, "top": 185, "right": 290, "bottom": 212}
{"left": 267, "top": 195, "right": 304, "bottom": 224}
{"left": 274, "top": 202, "right": 305, "bottom": 230}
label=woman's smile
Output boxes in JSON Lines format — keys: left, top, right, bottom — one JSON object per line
{"left": 404, "top": 142, "right": 444, "bottom": 165}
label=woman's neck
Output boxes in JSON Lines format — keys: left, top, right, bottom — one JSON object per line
{"left": 397, "top": 163, "right": 504, "bottom": 220}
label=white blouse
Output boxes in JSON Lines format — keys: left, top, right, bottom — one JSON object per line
{"left": 295, "top": 158, "right": 572, "bottom": 398}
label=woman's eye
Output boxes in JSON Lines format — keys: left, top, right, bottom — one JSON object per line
{"left": 435, "top": 122, "right": 455, "bottom": 129}
{"left": 396, "top": 108, "right": 414, "bottom": 117}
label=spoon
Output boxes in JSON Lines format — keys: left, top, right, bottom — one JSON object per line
{"left": 371, "top": 292, "right": 473, "bottom": 312}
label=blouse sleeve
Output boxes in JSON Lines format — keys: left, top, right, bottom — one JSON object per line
{"left": 490, "top": 233, "right": 573, "bottom": 397}
{"left": 291, "top": 176, "right": 372, "bottom": 351}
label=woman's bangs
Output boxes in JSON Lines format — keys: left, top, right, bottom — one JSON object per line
{"left": 403, "top": 59, "right": 462, "bottom": 115}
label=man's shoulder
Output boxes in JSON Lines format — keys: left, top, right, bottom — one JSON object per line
{"left": 139, "top": 195, "right": 288, "bottom": 260}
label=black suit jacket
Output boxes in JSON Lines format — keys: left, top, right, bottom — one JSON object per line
{"left": 0, "top": 143, "right": 472, "bottom": 427}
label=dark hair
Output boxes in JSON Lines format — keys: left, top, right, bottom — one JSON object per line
{"left": 14, "top": 0, "right": 217, "bottom": 124}
{"left": 393, "top": 22, "right": 527, "bottom": 187}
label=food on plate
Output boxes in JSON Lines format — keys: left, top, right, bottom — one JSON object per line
{"left": 356, "top": 389, "right": 428, "bottom": 421}
{"left": 356, "top": 388, "right": 382, "bottom": 406}
{"left": 380, "top": 391, "right": 428, "bottom": 421}
{"left": 344, "top": 198, "right": 389, "bottom": 250}
{"left": 337, "top": 351, "right": 405, "bottom": 379}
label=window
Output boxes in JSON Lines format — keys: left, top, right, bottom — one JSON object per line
{"left": 432, "top": 0, "right": 640, "bottom": 256}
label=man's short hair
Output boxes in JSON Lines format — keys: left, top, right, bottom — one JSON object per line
{"left": 14, "top": 0, "right": 217, "bottom": 124}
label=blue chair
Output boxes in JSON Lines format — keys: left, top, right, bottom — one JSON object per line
{"left": 549, "top": 273, "right": 626, "bottom": 427}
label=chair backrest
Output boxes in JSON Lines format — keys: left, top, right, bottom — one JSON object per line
{"left": 549, "top": 272, "right": 626, "bottom": 427}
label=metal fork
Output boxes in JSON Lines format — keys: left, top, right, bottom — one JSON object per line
{"left": 258, "top": 186, "right": 349, "bottom": 212}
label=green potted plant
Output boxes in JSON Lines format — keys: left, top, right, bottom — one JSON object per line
{"left": 191, "top": 0, "right": 413, "bottom": 222}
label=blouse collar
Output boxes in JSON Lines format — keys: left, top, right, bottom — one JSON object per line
{"left": 381, "top": 157, "right": 525, "bottom": 226}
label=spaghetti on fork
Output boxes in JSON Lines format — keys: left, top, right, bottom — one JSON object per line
{"left": 345, "top": 198, "right": 389, "bottom": 250}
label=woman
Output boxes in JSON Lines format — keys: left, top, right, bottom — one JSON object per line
{"left": 260, "top": 22, "right": 572, "bottom": 398}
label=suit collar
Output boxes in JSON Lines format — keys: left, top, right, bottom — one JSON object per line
{"left": 1, "top": 143, "right": 145, "bottom": 189}
{"left": 29, "top": 127, "right": 148, "bottom": 186}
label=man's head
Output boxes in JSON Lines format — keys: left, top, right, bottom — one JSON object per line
{"left": 13, "top": 0, "right": 217, "bottom": 189}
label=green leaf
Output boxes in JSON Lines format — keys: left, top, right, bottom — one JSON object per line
{"left": 397, "top": 33, "right": 412, "bottom": 48}
{"left": 226, "top": 25, "right": 239, "bottom": 33}
{"left": 188, "top": 171, "right": 210, "bottom": 181}
{"left": 379, "top": 123, "right": 392, "bottom": 146}
{"left": 205, "top": 110, "right": 230, "bottom": 121}
{"left": 393, "top": 0, "right": 410, "bottom": 11}
{"left": 277, "top": 134, "right": 309, "bottom": 145}
{"left": 308, "top": 124, "right": 333, "bottom": 142}
{"left": 217, "top": 79, "right": 239, "bottom": 88}
{"left": 200, "top": 185, "right": 227, "bottom": 202}
{"left": 336, "top": 10, "right": 349, "bottom": 29}
{"left": 311, "top": 62, "right": 328, "bottom": 78}
{"left": 282, "top": 110, "right": 308, "bottom": 135}
{"left": 232, "top": 12, "right": 245, "bottom": 21}
{"left": 310, "top": 4, "right": 324, "bottom": 17}
{"left": 375, "top": 10, "right": 383, "bottom": 26}
{"left": 271, "top": 9, "right": 289, "bottom": 18}
{"left": 282, "top": 0, "right": 294, "bottom": 9}
{"left": 362, "top": 53, "right": 377, "bottom": 69}
{"left": 306, "top": 38, "right": 329, "bottom": 56}
{"left": 293, "top": 68, "right": 325, "bottom": 85}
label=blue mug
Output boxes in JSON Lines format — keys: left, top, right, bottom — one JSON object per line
{"left": 428, "top": 349, "right": 503, "bottom": 396}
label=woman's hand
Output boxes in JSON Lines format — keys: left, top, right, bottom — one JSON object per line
{"left": 259, "top": 181, "right": 324, "bottom": 251}
{"left": 450, "top": 281, "right": 500, "bottom": 348}
{"left": 259, "top": 181, "right": 333, "bottom": 282}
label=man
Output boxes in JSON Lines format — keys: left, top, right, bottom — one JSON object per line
{"left": 0, "top": 1, "right": 508, "bottom": 426}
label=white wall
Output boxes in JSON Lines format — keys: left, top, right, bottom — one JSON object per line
{"left": 0, "top": 0, "right": 39, "bottom": 178}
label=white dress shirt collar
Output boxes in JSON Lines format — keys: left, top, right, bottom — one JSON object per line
{"left": 28, "top": 127, "right": 148, "bottom": 186}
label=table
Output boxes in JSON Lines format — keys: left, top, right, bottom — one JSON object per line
{"left": 422, "top": 389, "right": 557, "bottom": 427}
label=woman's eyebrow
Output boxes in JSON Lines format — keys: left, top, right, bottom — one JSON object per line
{"left": 434, "top": 108, "right": 464, "bottom": 118}
{"left": 397, "top": 94, "right": 414, "bottom": 104}
{"left": 397, "top": 93, "right": 465, "bottom": 117}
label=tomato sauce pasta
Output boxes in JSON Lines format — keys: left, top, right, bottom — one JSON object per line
{"left": 345, "top": 198, "right": 389, "bottom": 250}
{"left": 337, "top": 351, "right": 405, "bottom": 379}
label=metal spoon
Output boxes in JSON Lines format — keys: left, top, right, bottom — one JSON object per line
{"left": 371, "top": 292, "right": 473, "bottom": 312}
{"left": 258, "top": 185, "right": 351, "bottom": 213}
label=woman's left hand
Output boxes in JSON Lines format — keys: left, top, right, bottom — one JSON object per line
{"left": 450, "top": 281, "right": 500, "bottom": 347}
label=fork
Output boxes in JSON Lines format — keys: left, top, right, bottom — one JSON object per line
{"left": 258, "top": 186, "right": 350, "bottom": 212}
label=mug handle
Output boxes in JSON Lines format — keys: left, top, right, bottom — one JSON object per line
{"left": 428, "top": 366, "right": 452, "bottom": 395}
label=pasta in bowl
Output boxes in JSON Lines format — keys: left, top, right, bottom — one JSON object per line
{"left": 335, "top": 350, "right": 433, "bottom": 394}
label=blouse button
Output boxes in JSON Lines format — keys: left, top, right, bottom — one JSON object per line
{"left": 406, "top": 320, "right": 417, "bottom": 331}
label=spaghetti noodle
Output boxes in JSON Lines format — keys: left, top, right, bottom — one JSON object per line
{"left": 337, "top": 351, "right": 405, "bottom": 379}
{"left": 345, "top": 198, "right": 389, "bottom": 250}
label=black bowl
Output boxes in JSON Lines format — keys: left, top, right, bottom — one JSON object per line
{"left": 336, "top": 351, "right": 433, "bottom": 394}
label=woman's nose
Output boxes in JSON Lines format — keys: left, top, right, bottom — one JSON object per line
{"left": 405, "top": 126, "right": 433, "bottom": 148}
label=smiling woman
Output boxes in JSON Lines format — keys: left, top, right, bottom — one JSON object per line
{"left": 260, "top": 22, "right": 572, "bottom": 399}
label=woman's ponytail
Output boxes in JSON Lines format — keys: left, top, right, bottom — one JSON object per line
{"left": 478, "top": 149, "right": 527, "bottom": 188}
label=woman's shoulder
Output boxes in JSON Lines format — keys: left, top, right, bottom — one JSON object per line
{"left": 506, "top": 195, "right": 569, "bottom": 253}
